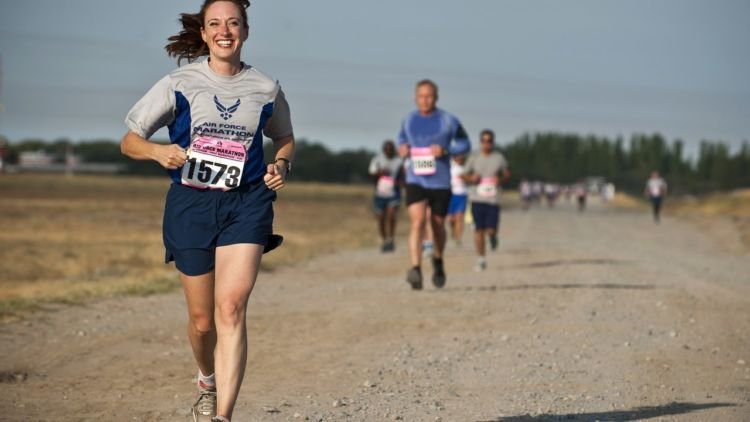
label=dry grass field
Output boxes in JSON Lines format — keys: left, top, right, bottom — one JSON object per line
{"left": 0, "top": 174, "right": 390, "bottom": 318}
{"left": 2, "top": 173, "right": 744, "bottom": 319}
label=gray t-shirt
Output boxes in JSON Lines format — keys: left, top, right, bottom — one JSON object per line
{"left": 465, "top": 151, "right": 508, "bottom": 204}
{"left": 125, "top": 59, "right": 293, "bottom": 186}
{"left": 369, "top": 154, "right": 404, "bottom": 198}
{"left": 368, "top": 154, "right": 404, "bottom": 178}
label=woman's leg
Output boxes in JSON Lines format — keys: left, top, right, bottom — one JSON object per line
{"left": 213, "top": 243, "right": 264, "bottom": 420}
{"left": 181, "top": 271, "right": 217, "bottom": 380}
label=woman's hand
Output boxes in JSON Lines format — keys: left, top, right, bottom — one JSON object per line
{"left": 120, "top": 131, "right": 186, "bottom": 169}
{"left": 264, "top": 163, "right": 287, "bottom": 191}
{"left": 154, "top": 144, "right": 188, "bottom": 170}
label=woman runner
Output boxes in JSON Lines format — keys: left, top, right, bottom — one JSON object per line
{"left": 121, "top": 1, "right": 294, "bottom": 420}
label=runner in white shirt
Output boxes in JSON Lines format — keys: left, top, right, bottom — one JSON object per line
{"left": 368, "top": 140, "right": 404, "bottom": 252}
{"left": 644, "top": 171, "right": 668, "bottom": 223}
{"left": 447, "top": 154, "right": 469, "bottom": 247}
{"left": 519, "top": 179, "right": 532, "bottom": 211}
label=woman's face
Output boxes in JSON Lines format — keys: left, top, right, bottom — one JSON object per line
{"left": 201, "top": 1, "right": 248, "bottom": 64}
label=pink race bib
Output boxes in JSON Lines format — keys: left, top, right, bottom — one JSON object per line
{"left": 376, "top": 175, "right": 396, "bottom": 197}
{"left": 181, "top": 137, "right": 246, "bottom": 191}
{"left": 411, "top": 147, "right": 436, "bottom": 176}
{"left": 477, "top": 177, "right": 499, "bottom": 198}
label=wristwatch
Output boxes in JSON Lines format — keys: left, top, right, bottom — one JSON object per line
{"left": 275, "top": 157, "right": 292, "bottom": 175}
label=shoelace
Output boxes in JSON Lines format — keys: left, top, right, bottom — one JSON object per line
{"left": 195, "top": 391, "right": 217, "bottom": 415}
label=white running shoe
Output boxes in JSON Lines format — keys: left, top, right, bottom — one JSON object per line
{"left": 474, "top": 257, "right": 487, "bottom": 272}
{"left": 192, "top": 387, "right": 217, "bottom": 422}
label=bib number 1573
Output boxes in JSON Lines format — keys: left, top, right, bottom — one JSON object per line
{"left": 181, "top": 137, "right": 246, "bottom": 191}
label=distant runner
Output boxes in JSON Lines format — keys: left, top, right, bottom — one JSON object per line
{"left": 447, "top": 153, "right": 469, "bottom": 247}
{"left": 463, "top": 129, "right": 510, "bottom": 271}
{"left": 398, "top": 79, "right": 471, "bottom": 290}
{"left": 368, "top": 140, "right": 404, "bottom": 252}
{"left": 574, "top": 180, "right": 587, "bottom": 212}
{"left": 519, "top": 179, "right": 532, "bottom": 211}
{"left": 645, "top": 171, "right": 668, "bottom": 223}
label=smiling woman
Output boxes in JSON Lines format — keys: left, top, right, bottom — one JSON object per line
{"left": 165, "top": 0, "right": 250, "bottom": 70}
{"left": 118, "top": 1, "right": 296, "bottom": 421}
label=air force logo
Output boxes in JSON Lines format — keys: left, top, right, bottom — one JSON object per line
{"left": 214, "top": 95, "right": 241, "bottom": 120}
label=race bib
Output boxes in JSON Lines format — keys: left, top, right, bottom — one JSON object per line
{"left": 649, "top": 181, "right": 663, "bottom": 196}
{"left": 376, "top": 175, "right": 396, "bottom": 198}
{"left": 411, "top": 147, "right": 436, "bottom": 176}
{"left": 181, "top": 137, "right": 245, "bottom": 191}
{"left": 477, "top": 177, "right": 499, "bottom": 198}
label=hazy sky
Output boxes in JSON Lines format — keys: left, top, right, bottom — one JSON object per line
{"left": 1, "top": 0, "right": 748, "bottom": 154}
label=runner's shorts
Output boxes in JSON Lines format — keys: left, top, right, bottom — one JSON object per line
{"left": 447, "top": 194, "right": 468, "bottom": 216}
{"left": 163, "top": 182, "right": 276, "bottom": 276}
{"left": 405, "top": 184, "right": 452, "bottom": 217}
{"left": 373, "top": 194, "right": 401, "bottom": 214}
{"left": 471, "top": 202, "right": 500, "bottom": 231}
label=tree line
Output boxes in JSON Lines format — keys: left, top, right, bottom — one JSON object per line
{"left": 1, "top": 133, "right": 748, "bottom": 195}
{"left": 502, "top": 132, "right": 750, "bottom": 194}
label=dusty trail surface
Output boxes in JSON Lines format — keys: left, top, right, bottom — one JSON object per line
{"left": 2, "top": 201, "right": 749, "bottom": 421}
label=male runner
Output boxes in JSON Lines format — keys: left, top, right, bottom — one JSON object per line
{"left": 463, "top": 129, "right": 510, "bottom": 271}
{"left": 398, "top": 79, "right": 471, "bottom": 289}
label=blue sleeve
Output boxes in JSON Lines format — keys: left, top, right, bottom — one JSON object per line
{"left": 397, "top": 118, "right": 408, "bottom": 145}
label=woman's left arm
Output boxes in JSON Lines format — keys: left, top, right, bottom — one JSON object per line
{"left": 264, "top": 135, "right": 295, "bottom": 190}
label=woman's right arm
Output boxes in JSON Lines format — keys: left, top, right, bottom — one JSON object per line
{"left": 120, "top": 131, "right": 187, "bottom": 170}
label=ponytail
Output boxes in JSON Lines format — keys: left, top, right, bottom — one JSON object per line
{"left": 164, "top": 0, "right": 251, "bottom": 64}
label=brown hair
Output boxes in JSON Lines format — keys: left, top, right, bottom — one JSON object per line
{"left": 480, "top": 129, "right": 495, "bottom": 143}
{"left": 415, "top": 79, "right": 439, "bottom": 96}
{"left": 165, "top": 0, "right": 251, "bottom": 64}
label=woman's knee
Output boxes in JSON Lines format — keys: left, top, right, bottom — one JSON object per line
{"left": 215, "top": 299, "right": 247, "bottom": 327}
{"left": 189, "top": 312, "right": 215, "bottom": 337}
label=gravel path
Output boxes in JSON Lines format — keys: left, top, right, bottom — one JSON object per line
{"left": 2, "top": 200, "right": 748, "bottom": 421}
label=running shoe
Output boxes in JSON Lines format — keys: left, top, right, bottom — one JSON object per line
{"left": 406, "top": 266, "right": 423, "bottom": 290}
{"left": 211, "top": 417, "right": 230, "bottom": 422}
{"left": 192, "top": 388, "right": 217, "bottom": 422}
{"left": 474, "top": 257, "right": 487, "bottom": 272}
{"left": 489, "top": 235, "right": 498, "bottom": 251}
{"left": 432, "top": 257, "right": 446, "bottom": 288}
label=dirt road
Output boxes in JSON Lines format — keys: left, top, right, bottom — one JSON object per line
{"left": 2, "top": 200, "right": 749, "bottom": 421}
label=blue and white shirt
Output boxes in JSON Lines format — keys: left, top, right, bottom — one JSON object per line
{"left": 397, "top": 108, "right": 470, "bottom": 189}
{"left": 125, "top": 60, "right": 293, "bottom": 186}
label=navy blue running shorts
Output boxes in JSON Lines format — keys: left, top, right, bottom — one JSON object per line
{"left": 471, "top": 202, "right": 500, "bottom": 231}
{"left": 162, "top": 182, "right": 276, "bottom": 276}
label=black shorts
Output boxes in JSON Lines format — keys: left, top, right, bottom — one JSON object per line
{"left": 405, "top": 184, "right": 452, "bottom": 217}
{"left": 163, "top": 182, "right": 276, "bottom": 276}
